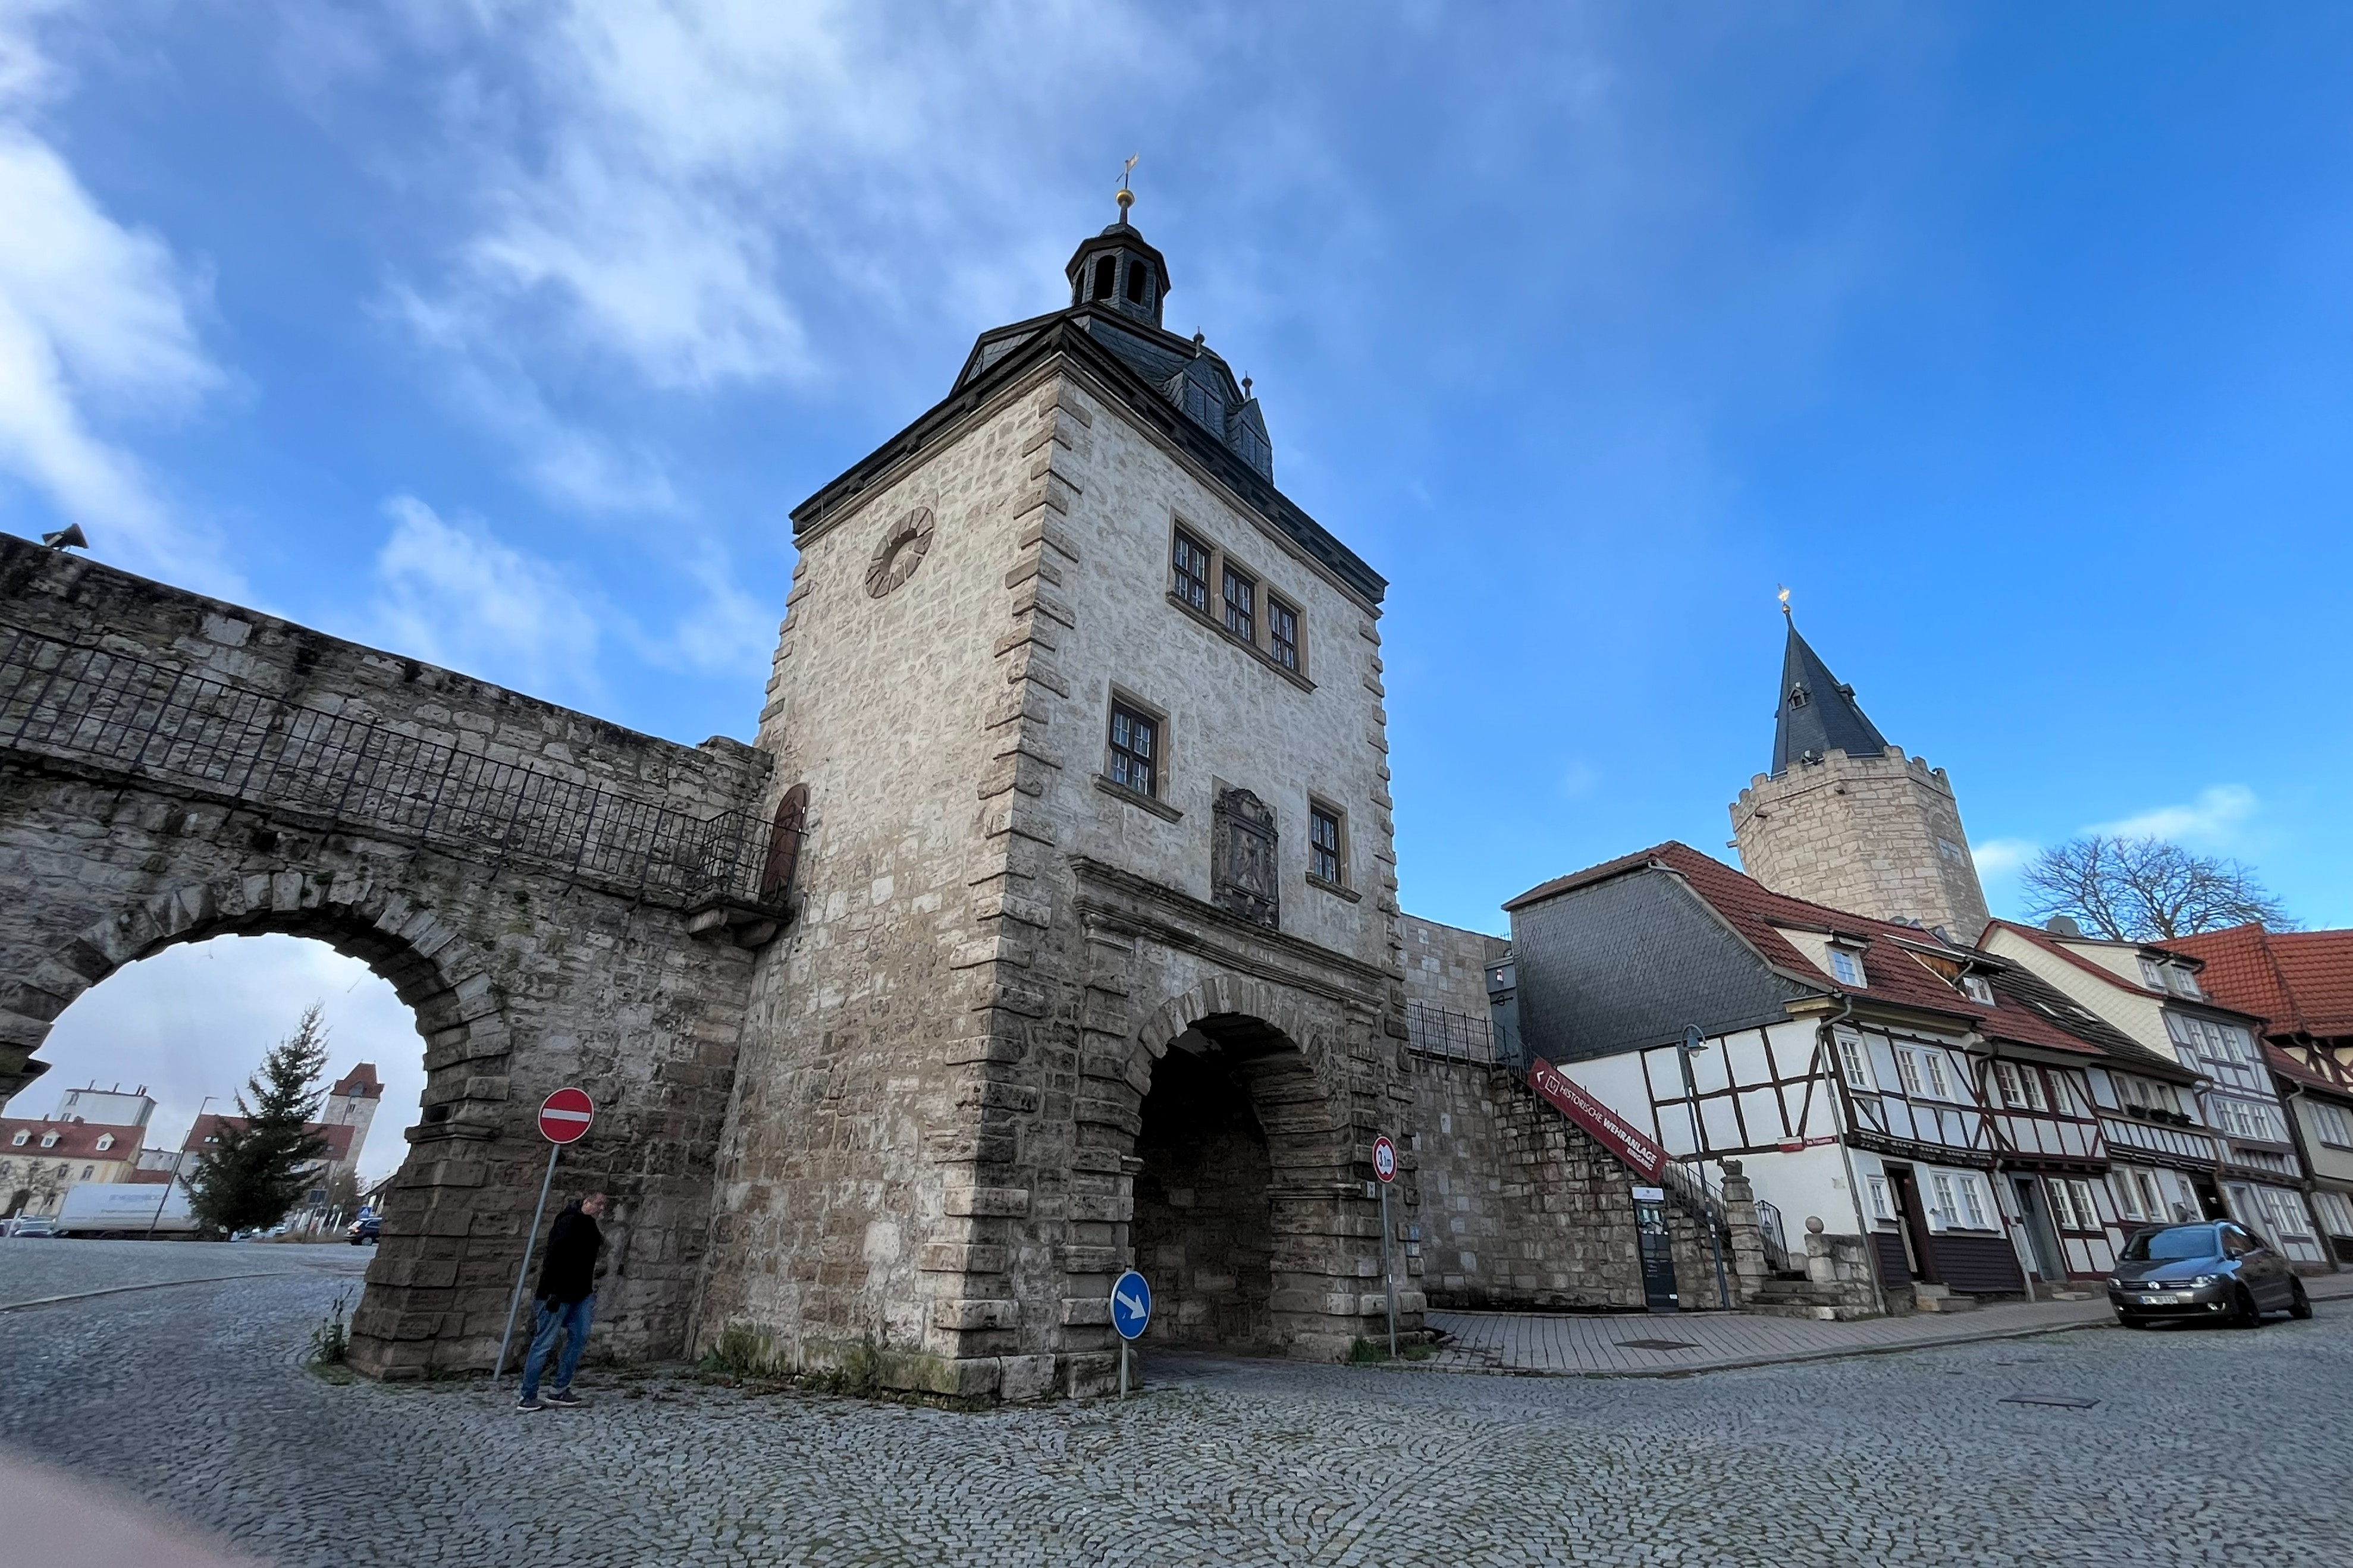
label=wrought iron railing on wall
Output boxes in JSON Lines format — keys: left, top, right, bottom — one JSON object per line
{"left": 0, "top": 625, "right": 783, "bottom": 915}
{"left": 1404, "top": 1000, "right": 1498, "bottom": 1064}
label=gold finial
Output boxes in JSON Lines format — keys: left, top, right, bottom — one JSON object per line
{"left": 1116, "top": 154, "right": 1138, "bottom": 218}
{"left": 1777, "top": 584, "right": 1792, "bottom": 618}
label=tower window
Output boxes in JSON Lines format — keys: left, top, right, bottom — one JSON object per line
{"left": 1125, "top": 260, "right": 1147, "bottom": 303}
{"left": 1092, "top": 255, "right": 1117, "bottom": 301}
{"left": 1309, "top": 802, "right": 1345, "bottom": 886}
{"left": 1787, "top": 684, "right": 1811, "bottom": 709}
{"left": 1108, "top": 700, "right": 1159, "bottom": 799}
{"left": 1171, "top": 529, "right": 1211, "bottom": 612}
{"left": 1223, "top": 566, "right": 1256, "bottom": 642}
{"left": 1267, "top": 596, "right": 1298, "bottom": 671}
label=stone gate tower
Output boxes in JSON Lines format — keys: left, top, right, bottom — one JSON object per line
{"left": 1728, "top": 614, "right": 1991, "bottom": 941}
{"left": 694, "top": 190, "right": 1416, "bottom": 1398}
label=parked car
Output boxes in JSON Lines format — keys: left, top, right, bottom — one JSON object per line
{"left": 8, "top": 1215, "right": 58, "bottom": 1237}
{"left": 2108, "top": 1220, "right": 2313, "bottom": 1328}
{"left": 347, "top": 1210, "right": 381, "bottom": 1246}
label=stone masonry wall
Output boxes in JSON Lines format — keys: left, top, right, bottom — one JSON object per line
{"left": 1730, "top": 746, "right": 1991, "bottom": 941}
{"left": 0, "top": 535, "right": 764, "bottom": 1376}
{"left": 1410, "top": 1057, "right": 1728, "bottom": 1311}
{"left": 699, "top": 356, "right": 1413, "bottom": 1397}
{"left": 1401, "top": 913, "right": 1507, "bottom": 1022}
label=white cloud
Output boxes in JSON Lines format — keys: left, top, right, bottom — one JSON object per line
{"left": 2093, "top": 784, "right": 2258, "bottom": 847}
{"left": 0, "top": 7, "right": 228, "bottom": 583}
{"left": 369, "top": 495, "right": 603, "bottom": 697}
{"left": 365, "top": 0, "right": 1163, "bottom": 502}
{"left": 1971, "top": 837, "right": 2036, "bottom": 877}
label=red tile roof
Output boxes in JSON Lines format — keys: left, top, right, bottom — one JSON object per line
{"left": 2161, "top": 925, "right": 2353, "bottom": 1041}
{"left": 0, "top": 1120, "right": 145, "bottom": 1159}
{"left": 328, "top": 1063, "right": 383, "bottom": 1099}
{"left": 1510, "top": 843, "right": 2147, "bottom": 1063}
{"left": 181, "top": 1114, "right": 356, "bottom": 1163}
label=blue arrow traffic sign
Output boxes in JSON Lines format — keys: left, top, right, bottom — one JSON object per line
{"left": 1110, "top": 1268, "right": 1153, "bottom": 1341}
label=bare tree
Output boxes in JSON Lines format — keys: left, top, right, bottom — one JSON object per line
{"left": 2021, "top": 835, "right": 2296, "bottom": 941}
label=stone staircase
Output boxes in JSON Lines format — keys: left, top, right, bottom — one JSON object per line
{"left": 1745, "top": 1271, "right": 1863, "bottom": 1321}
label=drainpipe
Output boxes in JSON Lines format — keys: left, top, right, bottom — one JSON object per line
{"left": 1818, "top": 991, "right": 1888, "bottom": 1318}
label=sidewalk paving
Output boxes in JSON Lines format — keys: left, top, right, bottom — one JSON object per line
{"left": 1426, "top": 1270, "right": 2353, "bottom": 1378}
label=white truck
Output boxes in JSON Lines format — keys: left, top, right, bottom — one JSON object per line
{"left": 54, "top": 1181, "right": 200, "bottom": 1239}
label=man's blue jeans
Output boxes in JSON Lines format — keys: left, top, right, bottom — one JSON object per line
{"left": 520, "top": 1294, "right": 594, "bottom": 1399}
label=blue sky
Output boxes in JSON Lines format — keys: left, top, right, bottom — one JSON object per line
{"left": 7, "top": 4, "right": 2351, "bottom": 1155}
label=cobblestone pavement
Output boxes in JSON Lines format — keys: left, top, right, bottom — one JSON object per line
{"left": 4, "top": 1242, "right": 2351, "bottom": 1567}
{"left": 0, "top": 1236, "right": 365, "bottom": 1309}
{"left": 1429, "top": 1271, "right": 2353, "bottom": 1375}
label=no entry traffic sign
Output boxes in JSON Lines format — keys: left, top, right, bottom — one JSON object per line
{"left": 537, "top": 1088, "right": 595, "bottom": 1145}
{"left": 1372, "top": 1133, "right": 1398, "bottom": 1183}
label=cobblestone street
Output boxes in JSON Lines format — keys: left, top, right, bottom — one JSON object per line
{"left": 3, "top": 1240, "right": 2351, "bottom": 1567}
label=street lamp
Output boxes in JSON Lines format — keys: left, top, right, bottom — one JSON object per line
{"left": 1677, "top": 1025, "right": 1732, "bottom": 1310}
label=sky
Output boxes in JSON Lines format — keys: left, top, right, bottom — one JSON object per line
{"left": 6, "top": 3, "right": 2351, "bottom": 1159}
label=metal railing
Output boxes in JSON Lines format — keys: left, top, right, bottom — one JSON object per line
{"left": 0, "top": 624, "right": 780, "bottom": 914}
{"left": 1755, "top": 1198, "right": 1793, "bottom": 1273}
{"left": 1404, "top": 1000, "right": 1498, "bottom": 1064}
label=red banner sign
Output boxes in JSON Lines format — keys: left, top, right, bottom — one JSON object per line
{"left": 1527, "top": 1057, "right": 1670, "bottom": 1183}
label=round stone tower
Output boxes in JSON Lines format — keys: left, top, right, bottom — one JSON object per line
{"left": 1728, "top": 615, "right": 1991, "bottom": 942}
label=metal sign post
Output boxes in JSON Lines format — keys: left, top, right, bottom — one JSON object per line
{"left": 1110, "top": 1268, "right": 1152, "bottom": 1399}
{"left": 1373, "top": 1134, "right": 1398, "bottom": 1358}
{"left": 495, "top": 1089, "right": 595, "bottom": 1383}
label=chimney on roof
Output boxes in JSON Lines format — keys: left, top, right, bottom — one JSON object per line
{"left": 2045, "top": 915, "right": 2084, "bottom": 937}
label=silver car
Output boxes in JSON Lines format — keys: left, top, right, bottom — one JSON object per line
{"left": 2107, "top": 1221, "right": 2313, "bottom": 1328}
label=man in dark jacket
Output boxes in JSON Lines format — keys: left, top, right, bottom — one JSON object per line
{"left": 517, "top": 1192, "right": 607, "bottom": 1411}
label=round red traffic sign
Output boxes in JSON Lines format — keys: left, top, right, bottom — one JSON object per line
{"left": 537, "top": 1088, "right": 595, "bottom": 1145}
{"left": 1372, "top": 1134, "right": 1397, "bottom": 1183}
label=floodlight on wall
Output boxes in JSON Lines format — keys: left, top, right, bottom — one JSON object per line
{"left": 41, "top": 524, "right": 87, "bottom": 551}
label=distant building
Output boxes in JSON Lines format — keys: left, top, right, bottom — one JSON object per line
{"left": 177, "top": 1061, "right": 386, "bottom": 1206}
{"left": 46, "top": 1082, "right": 158, "bottom": 1130}
{"left": 2159, "top": 924, "right": 2353, "bottom": 1265}
{"left": 1729, "top": 614, "right": 1991, "bottom": 942}
{"left": 0, "top": 1117, "right": 145, "bottom": 1216}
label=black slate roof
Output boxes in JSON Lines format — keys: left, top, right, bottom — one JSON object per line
{"left": 1772, "top": 620, "right": 1892, "bottom": 774}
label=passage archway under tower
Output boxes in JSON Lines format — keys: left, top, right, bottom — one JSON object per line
{"left": 1129, "top": 1010, "right": 1348, "bottom": 1355}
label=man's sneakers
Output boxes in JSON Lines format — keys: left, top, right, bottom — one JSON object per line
{"left": 514, "top": 1394, "right": 544, "bottom": 1412}
{"left": 543, "top": 1388, "right": 582, "bottom": 1409}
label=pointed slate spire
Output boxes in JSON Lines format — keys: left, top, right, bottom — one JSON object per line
{"left": 1771, "top": 614, "right": 1890, "bottom": 774}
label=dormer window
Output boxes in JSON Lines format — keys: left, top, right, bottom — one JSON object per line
{"left": 1829, "top": 947, "right": 1866, "bottom": 987}
{"left": 95, "top": 1134, "right": 114, "bottom": 1152}
{"left": 39, "top": 1131, "right": 58, "bottom": 1148}
{"left": 1787, "top": 684, "right": 1811, "bottom": 709}
{"left": 9, "top": 1130, "right": 25, "bottom": 1147}
{"left": 1960, "top": 974, "right": 1995, "bottom": 1004}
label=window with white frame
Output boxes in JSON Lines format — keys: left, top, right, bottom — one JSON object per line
{"left": 2255, "top": 1186, "right": 2316, "bottom": 1244}
{"left": 1865, "top": 1174, "right": 1893, "bottom": 1222}
{"left": 2166, "top": 1013, "right": 2264, "bottom": 1089}
{"left": 39, "top": 1131, "right": 57, "bottom": 1148}
{"left": 1960, "top": 973, "right": 1996, "bottom": 1004}
{"left": 1829, "top": 946, "right": 1866, "bottom": 987}
{"left": 2057, "top": 1179, "right": 2102, "bottom": 1232}
{"left": 1929, "top": 1173, "right": 1959, "bottom": 1227}
{"left": 95, "top": 1134, "right": 114, "bottom": 1152}
{"left": 8, "top": 1130, "right": 24, "bottom": 1147}
{"left": 1896, "top": 1051, "right": 1924, "bottom": 1098}
{"left": 1994, "top": 1061, "right": 2050, "bottom": 1112}
{"left": 2310, "top": 1100, "right": 2353, "bottom": 1149}
{"left": 2311, "top": 1189, "right": 2353, "bottom": 1237}
{"left": 2109, "top": 1170, "right": 2145, "bottom": 1222}
{"left": 1898, "top": 1048, "right": 1953, "bottom": 1100}
{"left": 1837, "top": 1035, "right": 1873, "bottom": 1091}
{"left": 1959, "top": 1175, "right": 1991, "bottom": 1229}
{"left": 2212, "top": 1095, "right": 2289, "bottom": 1144}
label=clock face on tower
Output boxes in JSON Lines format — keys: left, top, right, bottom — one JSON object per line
{"left": 864, "top": 506, "right": 935, "bottom": 599}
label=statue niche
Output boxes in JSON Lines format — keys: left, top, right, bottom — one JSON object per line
{"left": 1212, "top": 787, "right": 1279, "bottom": 929}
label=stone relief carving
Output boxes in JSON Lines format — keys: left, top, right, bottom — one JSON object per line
{"left": 1212, "top": 787, "right": 1280, "bottom": 929}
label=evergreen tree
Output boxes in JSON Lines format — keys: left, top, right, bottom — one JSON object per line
{"left": 188, "top": 1003, "right": 332, "bottom": 1237}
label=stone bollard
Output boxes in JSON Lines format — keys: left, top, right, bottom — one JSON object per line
{"left": 1718, "top": 1159, "right": 1769, "bottom": 1300}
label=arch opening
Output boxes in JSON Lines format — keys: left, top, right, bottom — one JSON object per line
{"left": 3, "top": 932, "right": 419, "bottom": 1233}
{"left": 1130, "top": 1008, "right": 1336, "bottom": 1355}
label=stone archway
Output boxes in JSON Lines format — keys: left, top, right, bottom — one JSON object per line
{"left": 1113, "top": 975, "right": 1383, "bottom": 1360}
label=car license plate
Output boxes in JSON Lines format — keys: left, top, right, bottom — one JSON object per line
{"left": 2136, "top": 1292, "right": 2179, "bottom": 1306}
